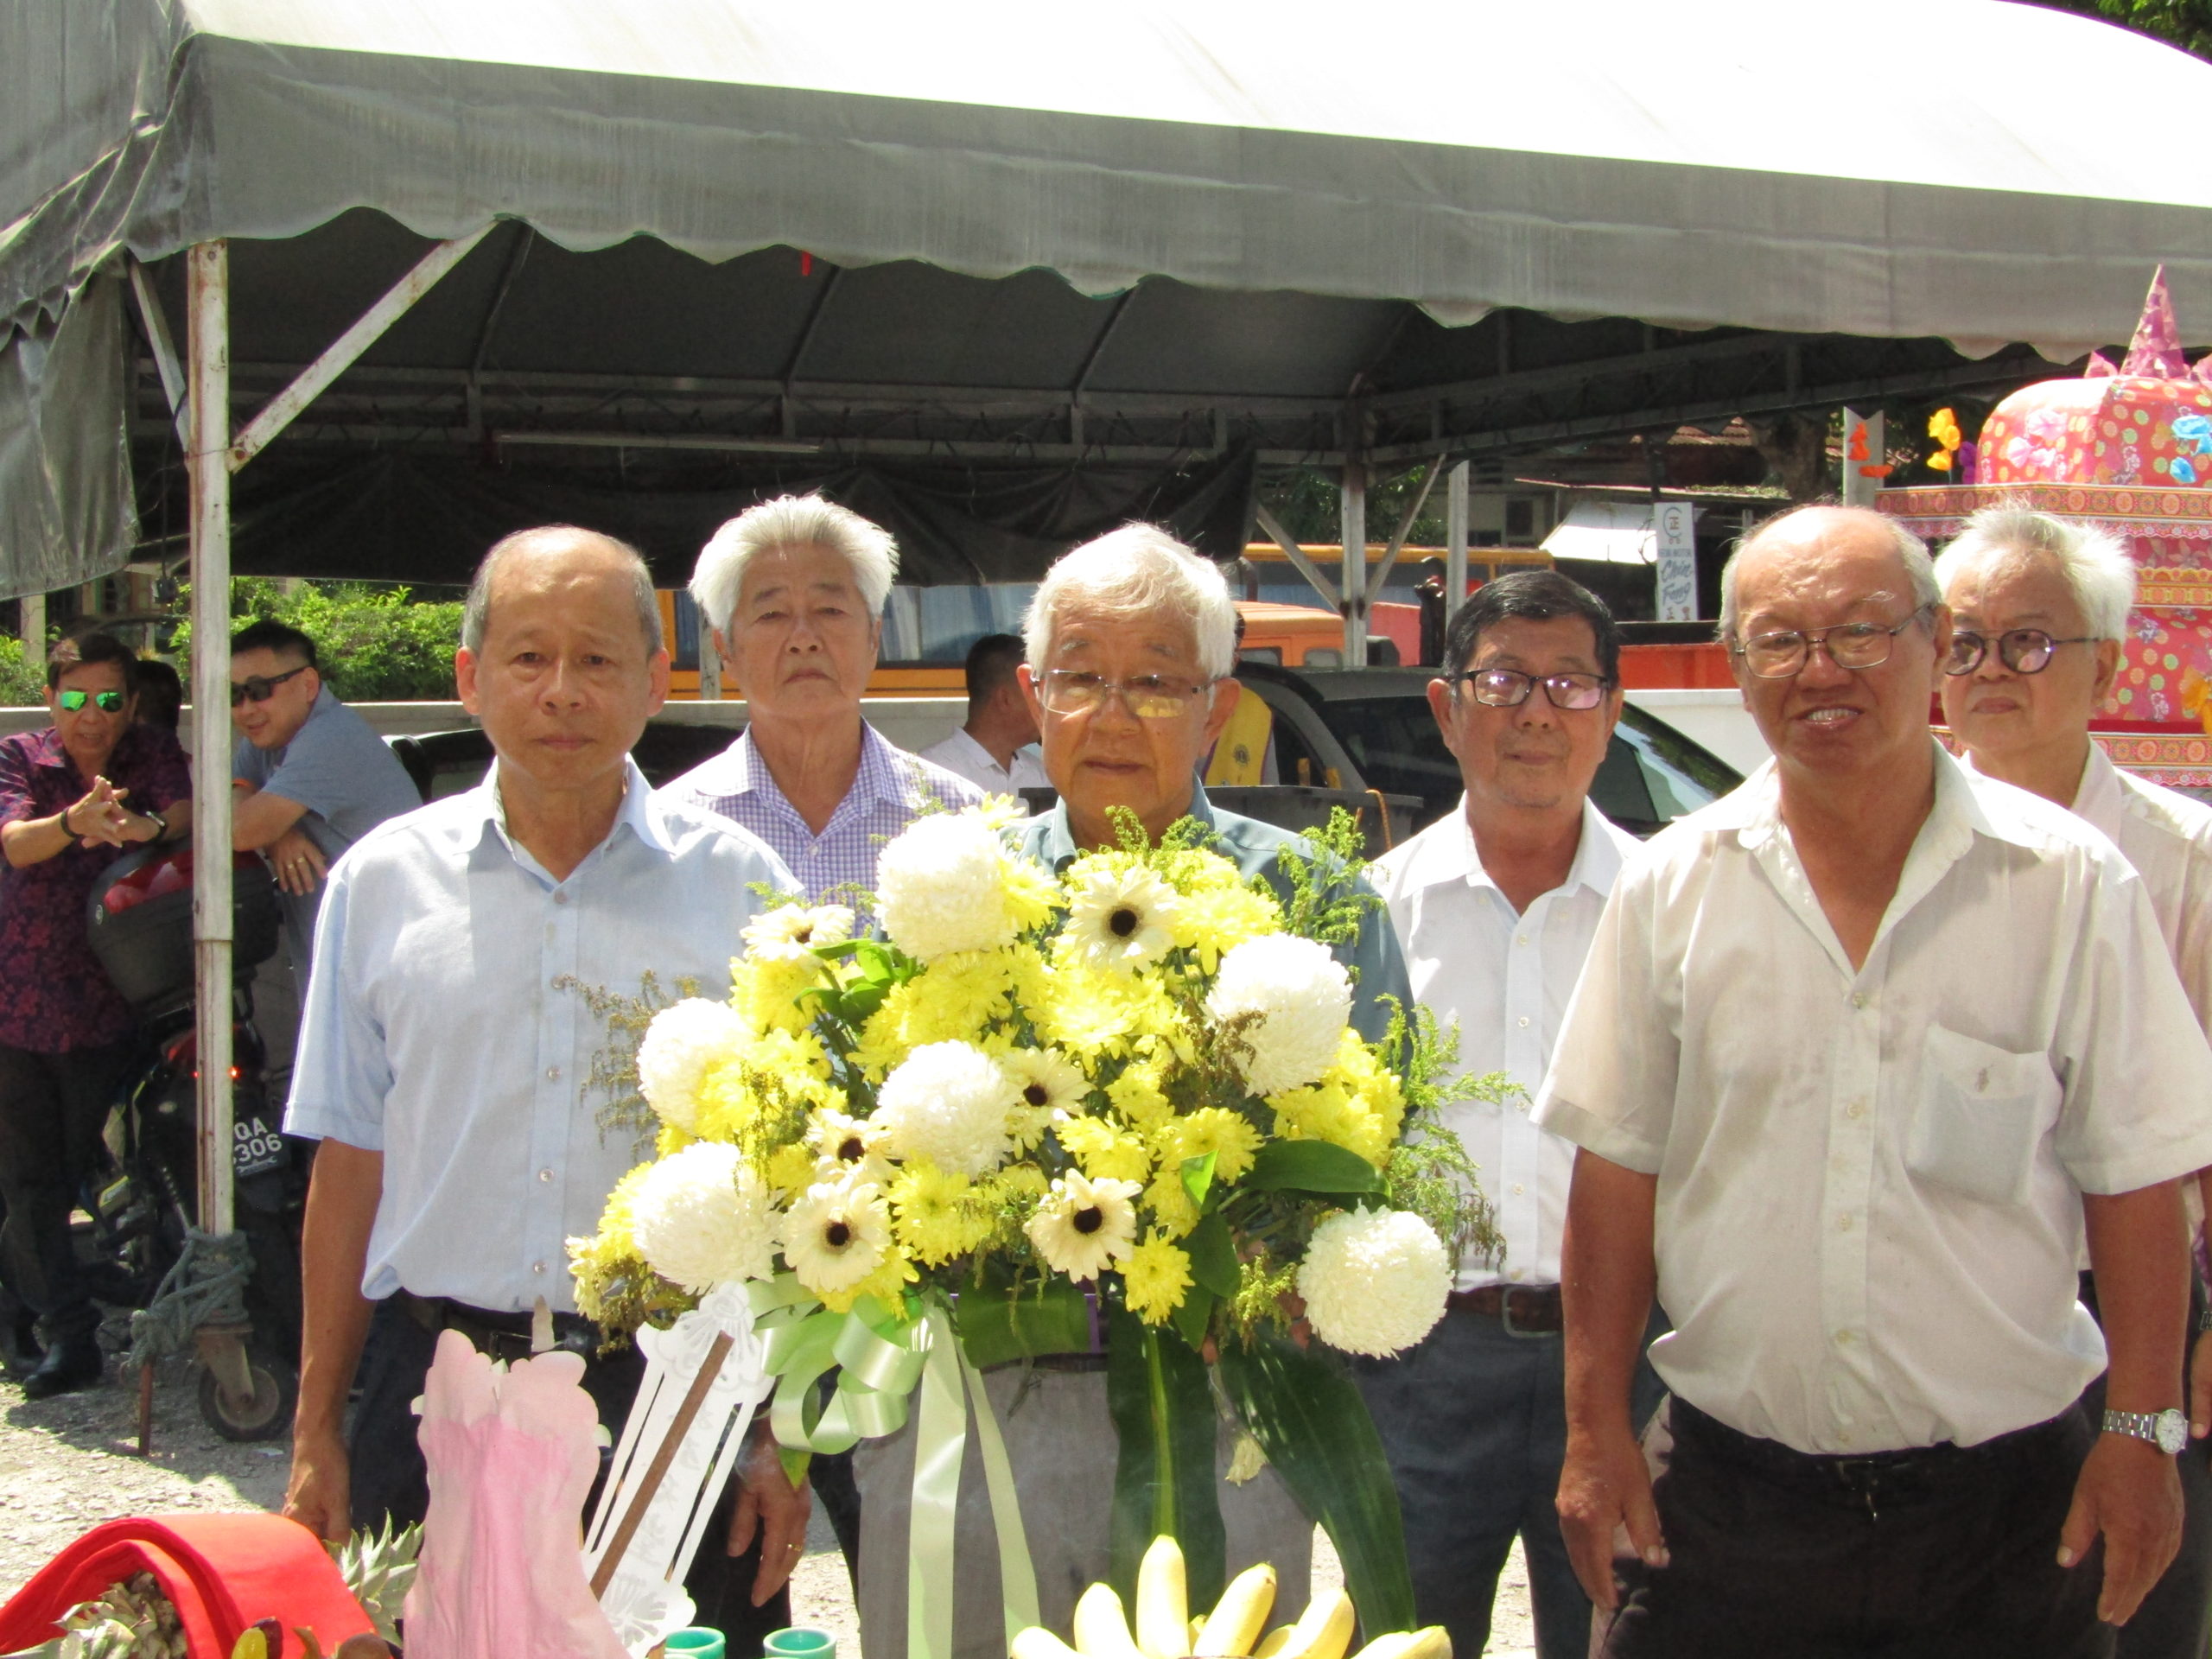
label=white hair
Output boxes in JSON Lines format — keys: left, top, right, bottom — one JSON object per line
{"left": 1022, "top": 524, "right": 1238, "bottom": 679}
{"left": 1934, "top": 503, "right": 2137, "bottom": 641}
{"left": 1717, "top": 505, "right": 1939, "bottom": 643}
{"left": 690, "top": 494, "right": 899, "bottom": 632}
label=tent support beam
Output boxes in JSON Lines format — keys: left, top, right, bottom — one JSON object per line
{"left": 187, "top": 241, "right": 234, "bottom": 1241}
{"left": 229, "top": 228, "right": 490, "bottom": 470}
{"left": 1445, "top": 461, "right": 1469, "bottom": 609}
{"left": 1341, "top": 462, "right": 1367, "bottom": 668}
{"left": 1366, "top": 453, "right": 1446, "bottom": 607}
{"left": 1251, "top": 503, "right": 1339, "bottom": 611}
{"left": 128, "top": 259, "right": 189, "bottom": 448}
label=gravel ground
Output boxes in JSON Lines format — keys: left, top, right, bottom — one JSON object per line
{"left": 0, "top": 1351, "right": 1536, "bottom": 1657}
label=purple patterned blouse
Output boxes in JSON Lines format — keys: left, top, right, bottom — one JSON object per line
{"left": 0, "top": 724, "right": 191, "bottom": 1052}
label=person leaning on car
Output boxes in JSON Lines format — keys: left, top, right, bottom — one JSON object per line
{"left": 0, "top": 632, "right": 192, "bottom": 1400}
{"left": 227, "top": 619, "right": 421, "bottom": 1007}
{"left": 1357, "top": 569, "right": 1664, "bottom": 1659}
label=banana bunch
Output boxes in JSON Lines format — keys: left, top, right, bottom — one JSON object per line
{"left": 1010, "top": 1536, "right": 1450, "bottom": 1659}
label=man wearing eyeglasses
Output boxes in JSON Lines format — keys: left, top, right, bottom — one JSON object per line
{"left": 1541, "top": 505, "right": 2212, "bottom": 1656}
{"left": 1938, "top": 505, "right": 2212, "bottom": 1659}
{"left": 228, "top": 620, "right": 420, "bottom": 1007}
{"left": 1353, "top": 569, "right": 1660, "bottom": 1659}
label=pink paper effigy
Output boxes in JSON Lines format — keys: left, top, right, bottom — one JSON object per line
{"left": 403, "top": 1329, "right": 630, "bottom": 1659}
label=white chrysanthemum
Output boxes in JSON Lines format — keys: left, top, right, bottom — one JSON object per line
{"left": 782, "top": 1179, "right": 893, "bottom": 1294}
{"left": 630, "top": 1141, "right": 777, "bottom": 1293}
{"left": 874, "top": 812, "right": 1022, "bottom": 960}
{"left": 743, "top": 904, "right": 856, "bottom": 962}
{"left": 635, "top": 998, "right": 750, "bottom": 1134}
{"left": 1001, "top": 1048, "right": 1089, "bottom": 1148}
{"left": 1025, "top": 1170, "right": 1141, "bottom": 1282}
{"left": 1205, "top": 935, "right": 1351, "bottom": 1095}
{"left": 808, "top": 1107, "right": 893, "bottom": 1185}
{"left": 873, "top": 1040, "right": 1022, "bottom": 1177}
{"left": 1296, "top": 1209, "right": 1450, "bottom": 1357}
{"left": 1065, "top": 864, "right": 1181, "bottom": 972}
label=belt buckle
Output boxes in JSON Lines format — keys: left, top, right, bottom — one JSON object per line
{"left": 1499, "top": 1288, "right": 1549, "bottom": 1340}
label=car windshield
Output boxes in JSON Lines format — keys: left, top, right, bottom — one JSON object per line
{"left": 1310, "top": 694, "right": 1742, "bottom": 836}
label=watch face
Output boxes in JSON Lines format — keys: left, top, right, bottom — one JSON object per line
{"left": 2159, "top": 1409, "right": 2190, "bottom": 1457}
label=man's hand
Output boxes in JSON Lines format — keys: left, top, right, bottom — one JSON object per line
{"left": 70, "top": 777, "right": 134, "bottom": 848}
{"left": 2056, "top": 1431, "right": 2183, "bottom": 1625}
{"left": 726, "top": 1430, "right": 811, "bottom": 1605}
{"left": 268, "top": 826, "right": 327, "bottom": 896}
{"left": 283, "top": 1422, "right": 353, "bottom": 1544}
{"left": 1556, "top": 1424, "right": 1667, "bottom": 1611}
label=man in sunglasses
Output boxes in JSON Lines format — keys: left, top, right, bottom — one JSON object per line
{"left": 228, "top": 621, "right": 420, "bottom": 1009}
{"left": 1541, "top": 505, "right": 2212, "bottom": 1656}
{"left": 1356, "top": 569, "right": 1662, "bottom": 1659}
{"left": 1938, "top": 505, "right": 2212, "bottom": 1659}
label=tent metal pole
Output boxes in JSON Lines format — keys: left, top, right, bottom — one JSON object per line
{"left": 1445, "top": 461, "right": 1469, "bottom": 610}
{"left": 1365, "top": 453, "right": 1446, "bottom": 608}
{"left": 188, "top": 240, "right": 235, "bottom": 1240}
{"left": 1340, "top": 461, "right": 1367, "bottom": 668}
{"left": 1250, "top": 503, "right": 1339, "bottom": 611}
{"left": 19, "top": 594, "right": 44, "bottom": 671}
{"left": 128, "top": 259, "right": 190, "bottom": 448}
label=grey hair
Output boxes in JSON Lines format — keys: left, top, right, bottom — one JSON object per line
{"left": 1934, "top": 503, "right": 2137, "bottom": 641}
{"left": 1717, "top": 505, "right": 1939, "bottom": 643}
{"left": 1022, "top": 524, "right": 1239, "bottom": 680}
{"left": 461, "top": 525, "right": 662, "bottom": 655}
{"left": 690, "top": 494, "right": 899, "bottom": 632}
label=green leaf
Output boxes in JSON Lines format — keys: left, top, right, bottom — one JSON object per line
{"left": 1180, "top": 1150, "right": 1218, "bottom": 1211}
{"left": 1184, "top": 1215, "right": 1241, "bottom": 1300}
{"left": 953, "top": 1280, "right": 1094, "bottom": 1371}
{"left": 1105, "top": 1307, "right": 1225, "bottom": 1615}
{"left": 1217, "top": 1331, "right": 1415, "bottom": 1638}
{"left": 1243, "top": 1139, "right": 1385, "bottom": 1196}
{"left": 1169, "top": 1285, "right": 1216, "bottom": 1354}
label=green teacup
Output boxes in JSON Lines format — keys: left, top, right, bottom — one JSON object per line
{"left": 664, "top": 1630, "right": 726, "bottom": 1659}
{"left": 762, "top": 1629, "right": 836, "bottom": 1659}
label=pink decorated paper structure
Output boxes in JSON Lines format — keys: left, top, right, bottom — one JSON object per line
{"left": 403, "top": 1330, "right": 630, "bottom": 1659}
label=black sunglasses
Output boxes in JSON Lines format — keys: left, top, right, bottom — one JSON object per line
{"left": 56, "top": 690, "right": 127, "bottom": 714}
{"left": 229, "top": 664, "right": 311, "bottom": 707}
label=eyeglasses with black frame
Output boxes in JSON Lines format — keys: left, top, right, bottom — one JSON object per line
{"left": 228, "top": 664, "right": 312, "bottom": 707}
{"left": 1729, "top": 604, "right": 1934, "bottom": 679}
{"left": 1038, "top": 669, "right": 1216, "bottom": 721}
{"left": 55, "top": 690, "right": 127, "bottom": 714}
{"left": 1943, "top": 628, "right": 2100, "bottom": 677}
{"left": 1444, "top": 667, "right": 1614, "bottom": 711}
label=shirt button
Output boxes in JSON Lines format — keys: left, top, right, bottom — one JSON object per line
{"left": 532, "top": 1261, "right": 546, "bottom": 1275}
{"left": 1517, "top": 1015, "right": 1531, "bottom": 1029}
{"left": 554, "top": 890, "right": 569, "bottom": 906}
{"left": 1511, "top": 1183, "right": 1525, "bottom": 1195}
{"left": 1516, "top": 1100, "right": 1529, "bottom": 1115}
{"left": 1834, "top": 1329, "right": 1854, "bottom": 1346}
{"left": 1515, "top": 935, "right": 1529, "bottom": 947}
{"left": 538, "top": 1167, "right": 554, "bottom": 1184}
{"left": 1850, "top": 993, "right": 1866, "bottom": 1009}
{"left": 1846, "top": 1101, "right": 1866, "bottom": 1119}
{"left": 1837, "top": 1214, "right": 1853, "bottom": 1231}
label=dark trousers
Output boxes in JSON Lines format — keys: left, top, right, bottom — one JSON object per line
{"left": 2081, "top": 1271, "right": 2212, "bottom": 1659}
{"left": 1599, "top": 1396, "right": 2108, "bottom": 1659}
{"left": 1355, "top": 1300, "right": 1667, "bottom": 1659}
{"left": 347, "top": 1298, "right": 791, "bottom": 1648}
{"left": 0, "top": 1039, "right": 132, "bottom": 1342}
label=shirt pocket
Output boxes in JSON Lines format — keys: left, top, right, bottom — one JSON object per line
{"left": 1906, "top": 1026, "right": 2063, "bottom": 1206}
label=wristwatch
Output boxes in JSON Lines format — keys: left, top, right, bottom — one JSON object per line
{"left": 2103, "top": 1407, "right": 2189, "bottom": 1456}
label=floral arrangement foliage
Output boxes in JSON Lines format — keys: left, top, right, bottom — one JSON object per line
{"left": 568, "top": 802, "right": 1496, "bottom": 1624}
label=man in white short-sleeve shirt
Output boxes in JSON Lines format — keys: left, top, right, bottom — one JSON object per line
{"left": 1360, "top": 570, "right": 1657, "bottom": 1659}
{"left": 918, "top": 632, "right": 1048, "bottom": 796}
{"left": 1938, "top": 504, "right": 2212, "bottom": 1659}
{"left": 1539, "top": 505, "right": 2212, "bottom": 1658}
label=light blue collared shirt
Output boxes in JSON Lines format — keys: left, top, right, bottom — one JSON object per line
{"left": 285, "top": 759, "right": 798, "bottom": 1313}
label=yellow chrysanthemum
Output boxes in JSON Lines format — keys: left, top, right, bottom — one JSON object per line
{"left": 1163, "top": 1107, "right": 1262, "bottom": 1185}
{"left": 1152, "top": 845, "right": 1251, "bottom": 899}
{"left": 887, "top": 1160, "right": 995, "bottom": 1266}
{"left": 980, "top": 1163, "right": 1050, "bottom": 1207}
{"left": 1031, "top": 963, "right": 1139, "bottom": 1058}
{"left": 765, "top": 1141, "right": 817, "bottom": 1196}
{"left": 1122, "top": 1233, "right": 1193, "bottom": 1325}
{"left": 1141, "top": 1167, "right": 1201, "bottom": 1239}
{"left": 655, "top": 1122, "right": 696, "bottom": 1158}
{"left": 1330, "top": 1033, "right": 1408, "bottom": 1147}
{"left": 1106, "top": 1061, "right": 1175, "bottom": 1134}
{"left": 1268, "top": 1077, "right": 1391, "bottom": 1168}
{"left": 1058, "top": 1115, "right": 1154, "bottom": 1185}
{"left": 1171, "top": 885, "right": 1284, "bottom": 971}
{"left": 735, "top": 951, "right": 828, "bottom": 1035}
{"left": 821, "top": 1243, "right": 918, "bottom": 1315}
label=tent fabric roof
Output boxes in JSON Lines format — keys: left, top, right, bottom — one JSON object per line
{"left": 10, "top": 0, "right": 2212, "bottom": 357}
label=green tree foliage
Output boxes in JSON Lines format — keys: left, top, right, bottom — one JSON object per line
{"left": 172, "top": 580, "right": 464, "bottom": 702}
{"left": 0, "top": 636, "right": 46, "bottom": 706}
{"left": 1258, "top": 463, "right": 1450, "bottom": 552}
{"left": 2031, "top": 0, "right": 2212, "bottom": 58}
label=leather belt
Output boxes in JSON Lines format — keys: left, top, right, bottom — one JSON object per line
{"left": 1447, "top": 1283, "right": 1563, "bottom": 1336}
{"left": 392, "top": 1288, "right": 605, "bottom": 1364}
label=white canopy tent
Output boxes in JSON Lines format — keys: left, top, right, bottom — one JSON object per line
{"left": 8, "top": 0, "right": 2212, "bottom": 1268}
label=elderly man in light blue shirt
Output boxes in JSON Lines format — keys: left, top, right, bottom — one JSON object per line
{"left": 281, "top": 525, "right": 805, "bottom": 1646}
{"left": 664, "top": 493, "right": 978, "bottom": 906}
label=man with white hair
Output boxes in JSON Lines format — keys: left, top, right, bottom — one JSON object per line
{"left": 1939, "top": 504, "right": 2212, "bottom": 1659}
{"left": 853, "top": 524, "right": 1412, "bottom": 1659}
{"left": 665, "top": 493, "right": 980, "bottom": 904}
{"left": 1546, "top": 505, "right": 2212, "bottom": 1656}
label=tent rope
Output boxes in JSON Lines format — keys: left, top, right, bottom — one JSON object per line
{"left": 126, "top": 1229, "right": 251, "bottom": 1371}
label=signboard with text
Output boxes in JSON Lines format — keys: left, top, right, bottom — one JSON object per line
{"left": 1655, "top": 500, "right": 1697, "bottom": 621}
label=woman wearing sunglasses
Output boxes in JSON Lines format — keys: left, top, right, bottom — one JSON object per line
{"left": 0, "top": 632, "right": 192, "bottom": 1399}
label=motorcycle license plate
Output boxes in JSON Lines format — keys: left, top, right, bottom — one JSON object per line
{"left": 232, "top": 1115, "right": 286, "bottom": 1179}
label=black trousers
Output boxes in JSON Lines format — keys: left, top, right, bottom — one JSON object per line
{"left": 1599, "top": 1395, "right": 2109, "bottom": 1659}
{"left": 0, "top": 1039, "right": 132, "bottom": 1342}
{"left": 347, "top": 1297, "right": 792, "bottom": 1648}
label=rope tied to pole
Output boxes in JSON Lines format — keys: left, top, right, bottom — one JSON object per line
{"left": 126, "top": 1228, "right": 251, "bottom": 1372}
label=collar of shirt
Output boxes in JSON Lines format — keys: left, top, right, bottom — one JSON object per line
{"left": 20, "top": 721, "right": 159, "bottom": 779}
{"left": 1390, "top": 793, "right": 1627, "bottom": 904}
{"left": 1029, "top": 774, "right": 1219, "bottom": 867}
{"left": 710, "top": 723, "right": 909, "bottom": 820}
{"left": 458, "top": 754, "right": 673, "bottom": 880}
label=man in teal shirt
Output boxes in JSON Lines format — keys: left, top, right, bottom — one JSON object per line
{"left": 853, "top": 523, "right": 1410, "bottom": 1659}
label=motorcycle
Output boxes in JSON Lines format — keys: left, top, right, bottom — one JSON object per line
{"left": 82, "top": 842, "right": 307, "bottom": 1440}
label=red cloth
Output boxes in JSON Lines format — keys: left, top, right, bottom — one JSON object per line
{"left": 0, "top": 1513, "right": 377, "bottom": 1658}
